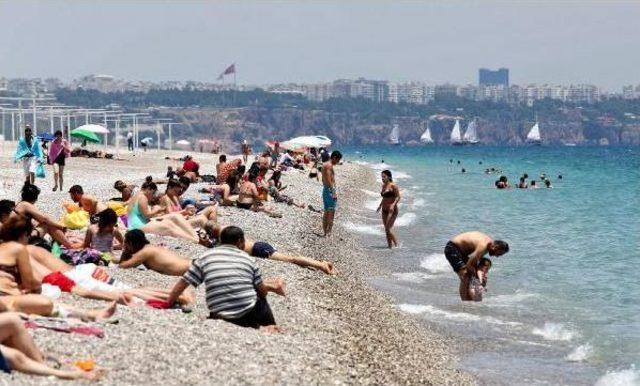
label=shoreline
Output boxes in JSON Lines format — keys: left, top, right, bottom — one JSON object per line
{"left": 0, "top": 149, "right": 472, "bottom": 385}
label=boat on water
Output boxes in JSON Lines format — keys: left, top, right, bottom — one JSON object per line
{"left": 450, "top": 119, "right": 463, "bottom": 145}
{"left": 463, "top": 119, "right": 479, "bottom": 145}
{"left": 526, "top": 122, "right": 542, "bottom": 145}
{"left": 389, "top": 124, "right": 400, "bottom": 145}
{"left": 420, "top": 123, "right": 434, "bottom": 144}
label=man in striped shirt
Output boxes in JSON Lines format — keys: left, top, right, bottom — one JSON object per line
{"left": 166, "top": 226, "right": 285, "bottom": 329}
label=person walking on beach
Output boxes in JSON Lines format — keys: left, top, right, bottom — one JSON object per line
{"left": 376, "top": 170, "right": 400, "bottom": 248}
{"left": 127, "top": 131, "right": 134, "bottom": 151}
{"left": 166, "top": 226, "right": 285, "bottom": 330}
{"left": 241, "top": 140, "right": 250, "bottom": 164}
{"left": 444, "top": 231, "right": 509, "bottom": 300}
{"left": 321, "top": 150, "right": 342, "bottom": 236}
{"left": 48, "top": 130, "right": 71, "bottom": 192}
{"left": 14, "top": 125, "right": 43, "bottom": 185}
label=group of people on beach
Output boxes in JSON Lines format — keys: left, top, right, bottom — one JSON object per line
{"left": 0, "top": 129, "right": 346, "bottom": 380}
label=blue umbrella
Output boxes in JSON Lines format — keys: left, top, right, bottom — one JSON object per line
{"left": 37, "top": 133, "right": 55, "bottom": 142}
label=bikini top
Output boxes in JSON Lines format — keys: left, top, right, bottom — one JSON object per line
{"left": 0, "top": 264, "right": 21, "bottom": 285}
{"left": 381, "top": 190, "right": 396, "bottom": 198}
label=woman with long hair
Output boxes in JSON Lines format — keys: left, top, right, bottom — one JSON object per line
{"left": 376, "top": 170, "right": 400, "bottom": 248}
{"left": 48, "top": 130, "right": 71, "bottom": 191}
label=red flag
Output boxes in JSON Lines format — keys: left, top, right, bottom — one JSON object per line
{"left": 217, "top": 63, "right": 235, "bottom": 80}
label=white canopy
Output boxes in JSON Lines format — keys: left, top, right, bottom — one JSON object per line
{"left": 282, "top": 135, "right": 332, "bottom": 149}
{"left": 75, "top": 124, "right": 109, "bottom": 134}
{"left": 176, "top": 139, "right": 191, "bottom": 146}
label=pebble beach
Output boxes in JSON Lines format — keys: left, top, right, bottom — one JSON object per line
{"left": 0, "top": 146, "right": 472, "bottom": 385}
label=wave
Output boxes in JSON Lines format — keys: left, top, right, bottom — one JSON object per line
{"left": 420, "top": 253, "right": 451, "bottom": 274}
{"left": 398, "top": 303, "right": 521, "bottom": 326}
{"left": 595, "top": 367, "right": 639, "bottom": 386}
{"left": 393, "top": 171, "right": 413, "bottom": 180}
{"left": 565, "top": 344, "right": 593, "bottom": 362}
{"left": 392, "top": 272, "right": 435, "bottom": 283}
{"left": 360, "top": 189, "right": 379, "bottom": 197}
{"left": 484, "top": 292, "right": 539, "bottom": 307}
{"left": 532, "top": 323, "right": 577, "bottom": 341}
{"left": 342, "top": 221, "right": 384, "bottom": 236}
{"left": 365, "top": 200, "right": 380, "bottom": 211}
{"left": 371, "top": 162, "right": 392, "bottom": 170}
{"left": 412, "top": 198, "right": 426, "bottom": 207}
{"left": 395, "top": 212, "right": 416, "bottom": 227}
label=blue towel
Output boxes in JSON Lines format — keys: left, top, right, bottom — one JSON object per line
{"left": 14, "top": 137, "right": 43, "bottom": 163}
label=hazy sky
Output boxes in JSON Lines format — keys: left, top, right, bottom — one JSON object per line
{"left": 0, "top": 1, "right": 638, "bottom": 90}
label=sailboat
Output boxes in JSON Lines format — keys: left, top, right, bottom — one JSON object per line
{"left": 450, "top": 119, "right": 463, "bottom": 145}
{"left": 463, "top": 119, "right": 479, "bottom": 145}
{"left": 420, "top": 122, "right": 434, "bottom": 144}
{"left": 526, "top": 122, "right": 542, "bottom": 145}
{"left": 389, "top": 124, "right": 400, "bottom": 145}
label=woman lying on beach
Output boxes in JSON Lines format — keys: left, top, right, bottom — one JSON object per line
{"left": 376, "top": 170, "right": 400, "bottom": 249}
{"left": 127, "top": 181, "right": 205, "bottom": 244}
{"left": 237, "top": 173, "right": 282, "bottom": 218}
{"left": 0, "top": 311, "right": 104, "bottom": 380}
{"left": 159, "top": 179, "right": 217, "bottom": 228}
{"left": 121, "top": 228, "right": 335, "bottom": 275}
{"left": 7, "top": 183, "right": 79, "bottom": 249}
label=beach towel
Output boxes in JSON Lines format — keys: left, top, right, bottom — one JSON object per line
{"left": 24, "top": 319, "right": 105, "bottom": 338}
{"left": 61, "top": 209, "right": 90, "bottom": 229}
{"left": 35, "top": 162, "right": 46, "bottom": 178}
{"left": 13, "top": 137, "right": 43, "bottom": 163}
{"left": 59, "top": 247, "right": 109, "bottom": 266}
{"left": 48, "top": 139, "right": 70, "bottom": 165}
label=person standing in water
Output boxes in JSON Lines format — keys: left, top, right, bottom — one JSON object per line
{"left": 321, "top": 150, "right": 342, "bottom": 236}
{"left": 444, "top": 231, "right": 509, "bottom": 301}
{"left": 241, "top": 140, "right": 250, "bottom": 164}
{"left": 376, "top": 170, "right": 400, "bottom": 248}
{"left": 48, "top": 130, "right": 71, "bottom": 192}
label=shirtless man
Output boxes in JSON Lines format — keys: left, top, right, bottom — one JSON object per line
{"left": 321, "top": 150, "right": 342, "bottom": 236}
{"left": 68, "top": 185, "right": 107, "bottom": 216}
{"left": 241, "top": 140, "right": 250, "bottom": 164}
{"left": 444, "top": 231, "right": 509, "bottom": 301}
{"left": 121, "top": 228, "right": 335, "bottom": 275}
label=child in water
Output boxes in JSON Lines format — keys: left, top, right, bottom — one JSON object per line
{"left": 465, "top": 257, "right": 492, "bottom": 301}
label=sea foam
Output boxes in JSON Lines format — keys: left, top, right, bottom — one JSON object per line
{"left": 532, "top": 323, "right": 577, "bottom": 341}
{"left": 398, "top": 303, "right": 521, "bottom": 326}
{"left": 420, "top": 253, "right": 451, "bottom": 274}
{"left": 342, "top": 222, "right": 384, "bottom": 236}
{"left": 395, "top": 212, "right": 417, "bottom": 227}
{"left": 595, "top": 367, "right": 639, "bottom": 386}
{"left": 565, "top": 344, "right": 593, "bottom": 362}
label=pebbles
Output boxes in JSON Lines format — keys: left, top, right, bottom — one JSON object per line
{"left": 0, "top": 150, "right": 471, "bottom": 385}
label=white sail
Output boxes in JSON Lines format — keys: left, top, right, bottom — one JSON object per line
{"left": 450, "top": 119, "right": 462, "bottom": 143}
{"left": 463, "top": 120, "right": 479, "bottom": 143}
{"left": 389, "top": 124, "right": 400, "bottom": 144}
{"left": 420, "top": 126, "right": 433, "bottom": 143}
{"left": 527, "top": 122, "right": 541, "bottom": 142}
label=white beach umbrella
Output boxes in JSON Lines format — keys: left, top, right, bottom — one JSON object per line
{"left": 176, "top": 139, "right": 190, "bottom": 146}
{"left": 141, "top": 137, "right": 154, "bottom": 144}
{"left": 285, "top": 135, "right": 332, "bottom": 148}
{"left": 74, "top": 124, "right": 110, "bottom": 134}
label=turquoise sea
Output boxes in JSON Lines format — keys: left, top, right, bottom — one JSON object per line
{"left": 342, "top": 146, "right": 639, "bottom": 385}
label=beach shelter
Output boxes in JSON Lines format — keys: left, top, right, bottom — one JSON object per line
{"left": 74, "top": 124, "right": 109, "bottom": 148}
{"left": 283, "top": 135, "right": 332, "bottom": 149}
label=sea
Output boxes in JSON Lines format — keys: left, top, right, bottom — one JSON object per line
{"left": 341, "top": 145, "right": 639, "bottom": 386}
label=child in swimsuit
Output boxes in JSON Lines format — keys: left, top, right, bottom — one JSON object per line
{"left": 466, "top": 257, "right": 492, "bottom": 301}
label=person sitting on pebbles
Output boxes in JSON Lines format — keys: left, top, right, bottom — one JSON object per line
{"left": 120, "top": 228, "right": 336, "bottom": 275}
{"left": 68, "top": 185, "right": 108, "bottom": 217}
{"left": 166, "top": 226, "right": 285, "bottom": 330}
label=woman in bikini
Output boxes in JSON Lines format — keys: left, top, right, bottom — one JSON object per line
{"left": 376, "top": 170, "right": 400, "bottom": 248}
{"left": 159, "top": 180, "right": 217, "bottom": 229}
{"left": 237, "top": 173, "right": 281, "bottom": 218}
{"left": 127, "top": 181, "right": 204, "bottom": 244}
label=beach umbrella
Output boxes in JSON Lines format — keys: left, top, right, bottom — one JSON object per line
{"left": 74, "top": 124, "right": 109, "bottom": 135}
{"left": 197, "top": 139, "right": 216, "bottom": 144}
{"left": 37, "top": 133, "right": 55, "bottom": 142}
{"left": 285, "top": 135, "right": 332, "bottom": 148}
{"left": 176, "top": 139, "right": 190, "bottom": 146}
{"left": 70, "top": 128, "right": 100, "bottom": 143}
{"left": 141, "top": 137, "right": 154, "bottom": 144}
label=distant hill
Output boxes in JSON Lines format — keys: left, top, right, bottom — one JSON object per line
{"left": 54, "top": 88, "right": 640, "bottom": 146}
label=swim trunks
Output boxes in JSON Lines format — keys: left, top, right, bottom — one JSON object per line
{"left": 42, "top": 272, "right": 77, "bottom": 293}
{"left": 237, "top": 202, "right": 253, "bottom": 210}
{"left": 251, "top": 241, "right": 276, "bottom": 259}
{"left": 0, "top": 349, "right": 11, "bottom": 374}
{"left": 211, "top": 297, "right": 276, "bottom": 329}
{"left": 322, "top": 185, "right": 337, "bottom": 211}
{"left": 444, "top": 241, "right": 467, "bottom": 273}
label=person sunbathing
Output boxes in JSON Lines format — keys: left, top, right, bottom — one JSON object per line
{"left": 0, "top": 311, "right": 104, "bottom": 380}
{"left": 127, "top": 181, "right": 205, "bottom": 244}
{"left": 8, "top": 183, "right": 79, "bottom": 249}
{"left": 81, "top": 209, "right": 124, "bottom": 258}
{"left": 160, "top": 179, "right": 217, "bottom": 229}
{"left": 68, "top": 185, "right": 107, "bottom": 216}
{"left": 199, "top": 183, "right": 234, "bottom": 206}
{"left": 119, "top": 230, "right": 191, "bottom": 276}
{"left": 237, "top": 173, "right": 282, "bottom": 218}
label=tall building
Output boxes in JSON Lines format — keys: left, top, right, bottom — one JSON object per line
{"left": 479, "top": 68, "right": 509, "bottom": 87}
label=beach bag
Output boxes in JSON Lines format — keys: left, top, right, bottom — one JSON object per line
{"left": 36, "top": 163, "right": 46, "bottom": 178}
{"left": 61, "top": 210, "right": 90, "bottom": 230}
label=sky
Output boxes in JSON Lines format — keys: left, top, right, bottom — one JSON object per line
{"left": 0, "top": 1, "right": 638, "bottom": 90}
